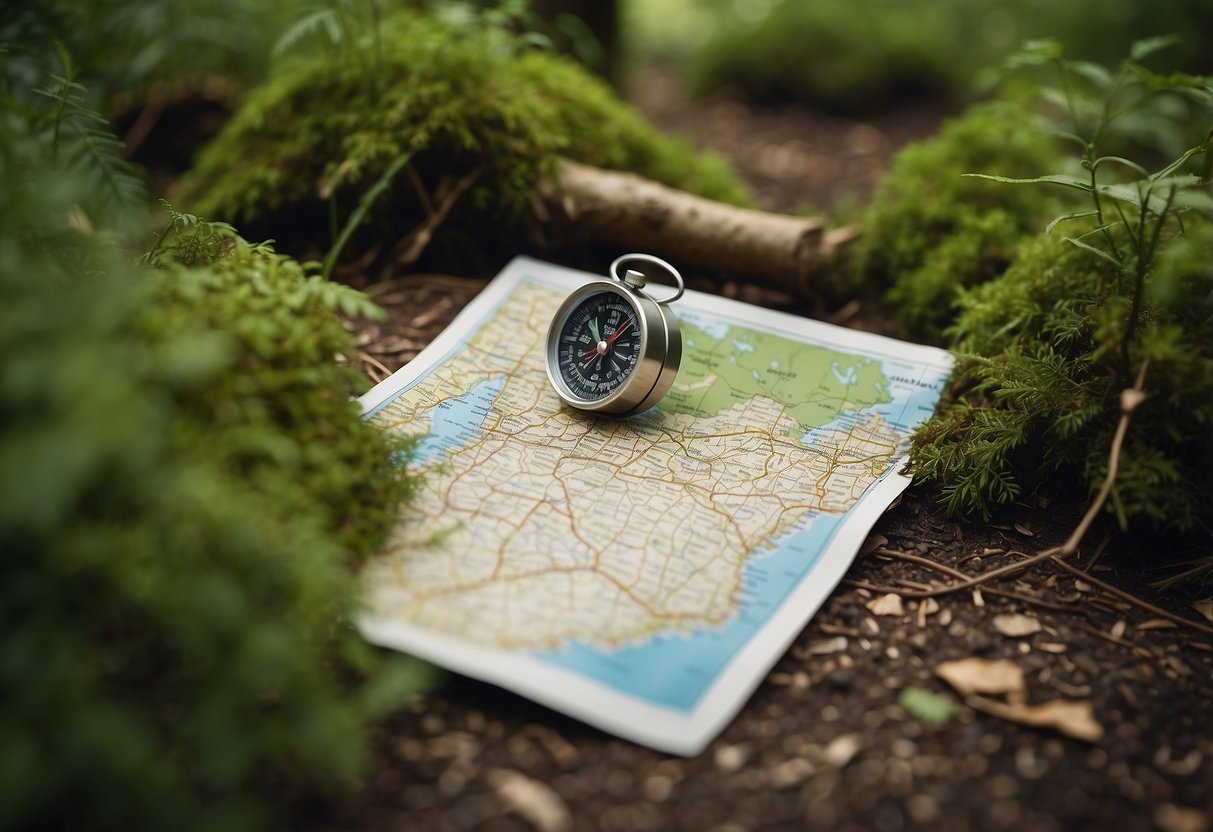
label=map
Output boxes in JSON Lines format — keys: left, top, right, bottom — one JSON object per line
{"left": 358, "top": 257, "right": 952, "bottom": 754}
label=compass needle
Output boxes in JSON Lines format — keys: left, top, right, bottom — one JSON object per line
{"left": 545, "top": 254, "right": 684, "bottom": 416}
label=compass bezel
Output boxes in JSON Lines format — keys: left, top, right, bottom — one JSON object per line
{"left": 545, "top": 279, "right": 679, "bottom": 416}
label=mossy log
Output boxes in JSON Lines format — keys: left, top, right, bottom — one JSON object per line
{"left": 536, "top": 159, "right": 857, "bottom": 295}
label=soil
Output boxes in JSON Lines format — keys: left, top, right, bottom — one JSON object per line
{"left": 325, "top": 72, "right": 1213, "bottom": 832}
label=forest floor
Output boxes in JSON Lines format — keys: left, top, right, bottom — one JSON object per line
{"left": 328, "top": 69, "right": 1213, "bottom": 832}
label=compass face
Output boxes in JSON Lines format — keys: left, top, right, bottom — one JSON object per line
{"left": 554, "top": 290, "right": 643, "bottom": 402}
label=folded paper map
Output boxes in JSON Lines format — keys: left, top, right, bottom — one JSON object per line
{"left": 358, "top": 256, "right": 952, "bottom": 754}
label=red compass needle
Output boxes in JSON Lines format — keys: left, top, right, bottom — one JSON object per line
{"left": 581, "top": 317, "right": 633, "bottom": 362}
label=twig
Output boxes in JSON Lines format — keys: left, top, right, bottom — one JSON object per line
{"left": 1052, "top": 558, "right": 1213, "bottom": 638}
{"left": 867, "top": 362, "right": 1150, "bottom": 600}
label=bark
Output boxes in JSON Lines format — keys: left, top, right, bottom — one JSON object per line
{"left": 535, "top": 159, "right": 857, "bottom": 297}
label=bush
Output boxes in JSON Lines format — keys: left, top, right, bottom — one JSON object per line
{"left": 1, "top": 63, "right": 431, "bottom": 829}
{"left": 178, "top": 8, "right": 748, "bottom": 268}
{"left": 851, "top": 101, "right": 1063, "bottom": 337}
{"left": 906, "top": 45, "right": 1213, "bottom": 532}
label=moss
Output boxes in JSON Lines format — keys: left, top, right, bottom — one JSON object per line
{"left": 179, "top": 11, "right": 748, "bottom": 265}
{"left": 852, "top": 102, "right": 1064, "bottom": 338}
{"left": 908, "top": 225, "right": 1213, "bottom": 531}
{"left": 2, "top": 169, "right": 431, "bottom": 828}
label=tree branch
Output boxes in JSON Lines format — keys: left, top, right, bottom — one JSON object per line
{"left": 534, "top": 159, "right": 856, "bottom": 295}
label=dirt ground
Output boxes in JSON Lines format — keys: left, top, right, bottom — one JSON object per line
{"left": 322, "top": 72, "right": 1213, "bottom": 832}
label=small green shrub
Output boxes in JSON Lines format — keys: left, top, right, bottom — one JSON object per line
{"left": 908, "top": 45, "right": 1213, "bottom": 531}
{"left": 852, "top": 101, "right": 1063, "bottom": 337}
{"left": 178, "top": 8, "right": 748, "bottom": 267}
{"left": 1, "top": 63, "right": 431, "bottom": 829}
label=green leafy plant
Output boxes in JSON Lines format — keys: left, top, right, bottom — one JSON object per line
{"left": 908, "top": 43, "right": 1213, "bottom": 532}
{"left": 852, "top": 101, "right": 1064, "bottom": 337}
{"left": 2, "top": 59, "right": 433, "bottom": 829}
{"left": 178, "top": 7, "right": 748, "bottom": 274}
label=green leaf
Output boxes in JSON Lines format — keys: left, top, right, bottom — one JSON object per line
{"left": 1069, "top": 61, "right": 1114, "bottom": 91}
{"left": 1090, "top": 155, "right": 1149, "bottom": 178}
{"left": 964, "top": 173, "right": 1092, "bottom": 192}
{"left": 1062, "top": 235, "right": 1122, "bottom": 266}
{"left": 1045, "top": 209, "right": 1099, "bottom": 235}
{"left": 900, "top": 687, "right": 959, "bottom": 725}
{"left": 1130, "top": 35, "right": 1179, "bottom": 63}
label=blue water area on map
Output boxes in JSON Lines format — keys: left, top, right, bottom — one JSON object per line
{"left": 413, "top": 376, "right": 505, "bottom": 465}
{"left": 535, "top": 511, "right": 846, "bottom": 712}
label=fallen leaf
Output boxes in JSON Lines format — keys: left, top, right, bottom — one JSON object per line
{"left": 866, "top": 593, "right": 905, "bottom": 617}
{"left": 899, "top": 687, "right": 959, "bottom": 725}
{"left": 1013, "top": 522, "right": 1035, "bottom": 537}
{"left": 993, "top": 613, "right": 1042, "bottom": 638}
{"left": 1038, "top": 642, "right": 1067, "bottom": 653}
{"left": 935, "top": 657, "right": 1025, "bottom": 697}
{"left": 1194, "top": 599, "right": 1213, "bottom": 623}
{"left": 488, "top": 769, "right": 572, "bottom": 832}
{"left": 1136, "top": 618, "right": 1178, "bottom": 631}
{"left": 967, "top": 696, "right": 1103, "bottom": 742}
{"left": 1110, "top": 619, "right": 1127, "bottom": 639}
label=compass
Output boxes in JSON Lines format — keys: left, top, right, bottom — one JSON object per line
{"left": 545, "top": 253, "right": 684, "bottom": 416}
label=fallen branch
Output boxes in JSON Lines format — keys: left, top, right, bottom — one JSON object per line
{"left": 534, "top": 159, "right": 857, "bottom": 295}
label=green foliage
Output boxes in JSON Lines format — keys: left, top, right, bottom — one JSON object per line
{"left": 2, "top": 63, "right": 433, "bottom": 829}
{"left": 179, "top": 8, "right": 748, "bottom": 266}
{"left": 908, "top": 46, "right": 1213, "bottom": 532}
{"left": 680, "top": 0, "right": 1212, "bottom": 111}
{"left": 852, "top": 102, "right": 1063, "bottom": 336}
{"left": 0, "top": 0, "right": 307, "bottom": 105}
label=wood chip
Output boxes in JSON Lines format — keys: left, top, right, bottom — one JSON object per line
{"left": 993, "top": 613, "right": 1043, "bottom": 638}
{"left": 866, "top": 593, "right": 905, "bottom": 617}
{"left": 1111, "top": 619, "right": 1127, "bottom": 639}
{"left": 916, "top": 598, "right": 940, "bottom": 628}
{"left": 487, "top": 769, "right": 572, "bottom": 832}
{"left": 1038, "top": 642, "right": 1067, "bottom": 653}
{"left": 823, "top": 733, "right": 863, "bottom": 768}
{"left": 935, "top": 658, "right": 1025, "bottom": 697}
{"left": 1194, "top": 599, "right": 1213, "bottom": 623}
{"left": 1154, "top": 804, "right": 1209, "bottom": 832}
{"left": 807, "top": 636, "right": 848, "bottom": 655}
{"left": 967, "top": 696, "right": 1103, "bottom": 742}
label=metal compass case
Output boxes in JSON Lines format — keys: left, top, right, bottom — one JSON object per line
{"left": 545, "top": 253, "right": 685, "bottom": 416}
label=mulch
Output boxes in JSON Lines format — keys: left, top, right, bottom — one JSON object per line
{"left": 332, "top": 72, "right": 1213, "bottom": 832}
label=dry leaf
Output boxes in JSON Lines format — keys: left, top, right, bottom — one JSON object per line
{"left": 993, "top": 613, "right": 1042, "bottom": 638}
{"left": 935, "top": 658, "right": 1025, "bottom": 697}
{"left": 1136, "top": 618, "right": 1178, "bottom": 631}
{"left": 866, "top": 593, "right": 905, "bottom": 617}
{"left": 1038, "top": 642, "right": 1067, "bottom": 654}
{"left": 1013, "top": 522, "right": 1035, "bottom": 537}
{"left": 1111, "top": 619, "right": 1127, "bottom": 639}
{"left": 967, "top": 696, "right": 1103, "bottom": 741}
{"left": 488, "top": 769, "right": 572, "bottom": 832}
{"left": 1194, "top": 599, "right": 1213, "bottom": 623}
